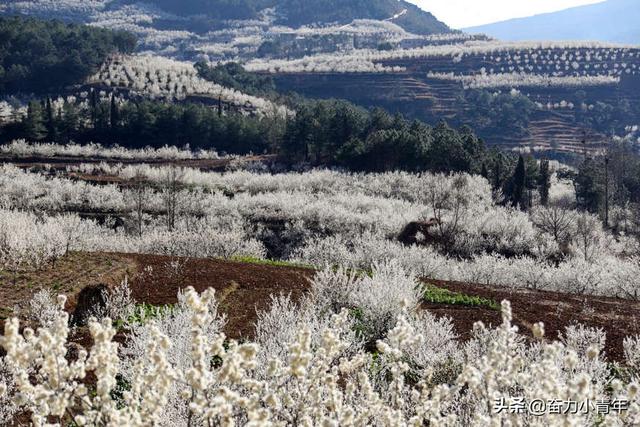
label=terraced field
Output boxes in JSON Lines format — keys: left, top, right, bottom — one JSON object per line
{"left": 273, "top": 45, "right": 640, "bottom": 154}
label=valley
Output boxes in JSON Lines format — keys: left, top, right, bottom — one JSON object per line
{"left": 1, "top": 1, "right": 640, "bottom": 425}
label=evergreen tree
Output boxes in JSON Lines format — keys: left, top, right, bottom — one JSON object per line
{"left": 60, "top": 101, "right": 80, "bottom": 142}
{"left": 538, "top": 159, "right": 551, "bottom": 206}
{"left": 481, "top": 163, "right": 489, "bottom": 180}
{"left": 575, "top": 158, "right": 602, "bottom": 213}
{"left": 493, "top": 155, "right": 503, "bottom": 191}
{"left": 110, "top": 95, "right": 119, "bottom": 129}
{"left": 45, "top": 97, "right": 56, "bottom": 140}
{"left": 511, "top": 155, "right": 526, "bottom": 209}
{"left": 23, "top": 101, "right": 46, "bottom": 140}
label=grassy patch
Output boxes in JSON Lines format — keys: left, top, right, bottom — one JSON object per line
{"left": 424, "top": 284, "right": 500, "bottom": 310}
{"left": 114, "top": 302, "right": 174, "bottom": 329}
{"left": 230, "top": 256, "right": 316, "bottom": 270}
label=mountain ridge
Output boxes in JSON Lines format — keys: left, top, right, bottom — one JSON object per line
{"left": 464, "top": 0, "right": 639, "bottom": 45}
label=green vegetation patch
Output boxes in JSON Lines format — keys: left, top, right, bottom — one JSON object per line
{"left": 423, "top": 284, "right": 499, "bottom": 310}
{"left": 115, "top": 302, "right": 174, "bottom": 329}
{"left": 230, "top": 256, "right": 316, "bottom": 270}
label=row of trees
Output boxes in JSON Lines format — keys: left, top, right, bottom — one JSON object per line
{"left": 3, "top": 92, "right": 575, "bottom": 198}
{"left": 487, "top": 137, "right": 640, "bottom": 234}
{"left": 0, "top": 91, "right": 497, "bottom": 174}
{"left": 1, "top": 96, "right": 283, "bottom": 155}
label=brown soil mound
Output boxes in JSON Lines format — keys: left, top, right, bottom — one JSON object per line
{"left": 127, "top": 254, "right": 313, "bottom": 339}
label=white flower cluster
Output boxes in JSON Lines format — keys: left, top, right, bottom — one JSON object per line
{"left": 245, "top": 54, "right": 406, "bottom": 73}
{"left": 91, "top": 55, "right": 290, "bottom": 117}
{"left": 2, "top": 163, "right": 639, "bottom": 298}
{"left": 278, "top": 19, "right": 409, "bottom": 38}
{"left": 0, "top": 209, "right": 78, "bottom": 274}
{"left": 427, "top": 71, "right": 620, "bottom": 89}
{"left": 1, "top": 269, "right": 640, "bottom": 426}
{"left": 617, "top": 125, "right": 640, "bottom": 148}
{"left": 0, "top": 0, "right": 108, "bottom": 20}
{"left": 244, "top": 40, "right": 640, "bottom": 75}
{"left": 0, "top": 101, "right": 27, "bottom": 125}
{"left": 1, "top": 140, "right": 221, "bottom": 160}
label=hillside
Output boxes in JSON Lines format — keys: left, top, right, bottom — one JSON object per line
{"left": 2, "top": 4, "right": 639, "bottom": 155}
{"left": 465, "top": 0, "right": 640, "bottom": 45}
{"left": 0, "top": 0, "right": 450, "bottom": 62}
{"left": 267, "top": 40, "right": 640, "bottom": 154}
{"left": 272, "top": 0, "right": 449, "bottom": 35}
{"left": 148, "top": 0, "right": 450, "bottom": 35}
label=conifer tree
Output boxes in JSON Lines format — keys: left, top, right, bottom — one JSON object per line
{"left": 45, "top": 98, "right": 56, "bottom": 140}
{"left": 110, "top": 95, "right": 119, "bottom": 129}
{"left": 493, "top": 155, "right": 503, "bottom": 191}
{"left": 23, "top": 101, "right": 47, "bottom": 141}
{"left": 538, "top": 159, "right": 551, "bottom": 206}
{"left": 511, "top": 155, "right": 526, "bottom": 209}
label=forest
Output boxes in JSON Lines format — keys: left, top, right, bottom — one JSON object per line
{"left": 0, "top": 16, "right": 136, "bottom": 94}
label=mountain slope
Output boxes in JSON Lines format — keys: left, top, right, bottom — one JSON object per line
{"left": 464, "top": 0, "right": 639, "bottom": 44}
{"left": 147, "top": 0, "right": 450, "bottom": 34}
{"left": 274, "top": 0, "right": 449, "bottom": 34}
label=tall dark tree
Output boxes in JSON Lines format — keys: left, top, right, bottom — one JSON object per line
{"left": 511, "top": 155, "right": 526, "bottom": 209}
{"left": 538, "top": 159, "right": 551, "bottom": 206}
{"left": 575, "top": 158, "right": 602, "bottom": 213}
{"left": 90, "top": 90, "right": 98, "bottom": 128}
{"left": 110, "top": 95, "right": 119, "bottom": 129}
{"left": 45, "top": 97, "right": 56, "bottom": 140}
{"left": 60, "top": 101, "right": 80, "bottom": 142}
{"left": 23, "top": 101, "right": 46, "bottom": 140}
{"left": 480, "top": 163, "right": 489, "bottom": 180}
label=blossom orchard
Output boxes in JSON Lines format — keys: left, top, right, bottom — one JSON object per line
{"left": 1, "top": 265, "right": 640, "bottom": 425}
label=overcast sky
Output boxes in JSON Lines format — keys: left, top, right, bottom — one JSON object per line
{"left": 407, "top": 0, "right": 605, "bottom": 29}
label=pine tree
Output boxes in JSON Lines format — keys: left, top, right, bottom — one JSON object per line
{"left": 575, "top": 158, "right": 601, "bottom": 213}
{"left": 493, "top": 155, "right": 503, "bottom": 191}
{"left": 110, "top": 94, "right": 119, "bottom": 129}
{"left": 481, "top": 163, "right": 489, "bottom": 180}
{"left": 511, "top": 155, "right": 526, "bottom": 209}
{"left": 45, "top": 98, "right": 56, "bottom": 140}
{"left": 538, "top": 159, "right": 551, "bottom": 206}
{"left": 90, "top": 90, "right": 98, "bottom": 128}
{"left": 23, "top": 101, "right": 47, "bottom": 141}
{"left": 60, "top": 101, "right": 80, "bottom": 142}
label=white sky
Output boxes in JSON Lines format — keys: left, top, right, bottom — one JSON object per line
{"left": 407, "top": 0, "right": 606, "bottom": 29}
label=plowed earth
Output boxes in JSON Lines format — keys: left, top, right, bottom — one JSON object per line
{"left": 1, "top": 252, "right": 639, "bottom": 361}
